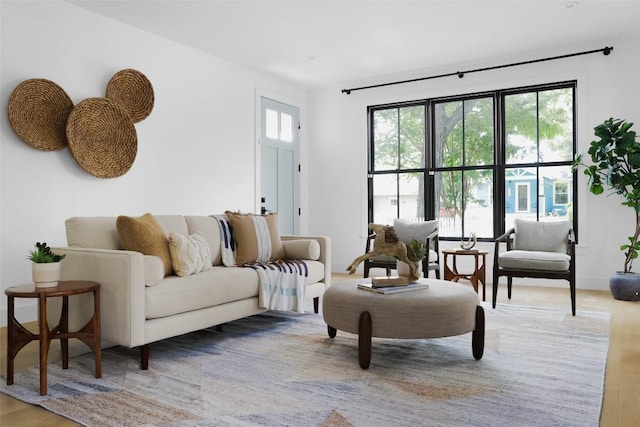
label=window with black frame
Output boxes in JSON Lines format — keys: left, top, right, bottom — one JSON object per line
{"left": 367, "top": 82, "right": 576, "bottom": 240}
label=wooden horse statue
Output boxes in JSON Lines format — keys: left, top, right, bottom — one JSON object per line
{"left": 346, "top": 223, "right": 419, "bottom": 281}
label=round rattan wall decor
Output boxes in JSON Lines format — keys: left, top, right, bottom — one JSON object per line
{"left": 7, "top": 78, "right": 74, "bottom": 151}
{"left": 106, "top": 68, "right": 154, "bottom": 123}
{"left": 66, "top": 97, "right": 137, "bottom": 179}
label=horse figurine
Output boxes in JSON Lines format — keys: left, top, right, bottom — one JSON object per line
{"left": 346, "top": 223, "right": 419, "bottom": 281}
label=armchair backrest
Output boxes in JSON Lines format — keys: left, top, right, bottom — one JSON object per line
{"left": 513, "top": 219, "right": 570, "bottom": 253}
{"left": 393, "top": 218, "right": 438, "bottom": 244}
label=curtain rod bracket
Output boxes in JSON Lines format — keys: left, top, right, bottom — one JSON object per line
{"left": 603, "top": 46, "right": 613, "bottom": 55}
{"left": 457, "top": 72, "right": 464, "bottom": 79}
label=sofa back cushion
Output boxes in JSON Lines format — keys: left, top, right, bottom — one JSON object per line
{"left": 185, "top": 216, "right": 222, "bottom": 266}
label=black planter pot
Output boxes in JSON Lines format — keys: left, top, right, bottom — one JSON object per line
{"left": 609, "top": 272, "right": 640, "bottom": 301}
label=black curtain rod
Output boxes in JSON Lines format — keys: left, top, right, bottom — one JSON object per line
{"left": 342, "top": 46, "right": 613, "bottom": 94}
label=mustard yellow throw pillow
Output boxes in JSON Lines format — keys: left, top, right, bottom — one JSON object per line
{"left": 224, "top": 211, "right": 285, "bottom": 265}
{"left": 116, "top": 213, "right": 173, "bottom": 276}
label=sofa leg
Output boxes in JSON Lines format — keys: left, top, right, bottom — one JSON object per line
{"left": 140, "top": 344, "right": 149, "bottom": 370}
{"left": 313, "top": 297, "right": 319, "bottom": 314}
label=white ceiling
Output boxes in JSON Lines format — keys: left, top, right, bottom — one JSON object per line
{"left": 68, "top": 0, "right": 640, "bottom": 89}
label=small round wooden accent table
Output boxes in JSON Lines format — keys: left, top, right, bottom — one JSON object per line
{"left": 442, "top": 249, "right": 488, "bottom": 301}
{"left": 5, "top": 280, "right": 101, "bottom": 395}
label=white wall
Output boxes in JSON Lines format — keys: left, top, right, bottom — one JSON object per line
{"left": 0, "top": 1, "right": 307, "bottom": 325}
{"left": 308, "top": 35, "right": 640, "bottom": 291}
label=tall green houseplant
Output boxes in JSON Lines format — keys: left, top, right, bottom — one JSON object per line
{"left": 572, "top": 118, "right": 640, "bottom": 300}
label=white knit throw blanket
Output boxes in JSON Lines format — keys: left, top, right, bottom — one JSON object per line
{"left": 248, "top": 260, "right": 308, "bottom": 313}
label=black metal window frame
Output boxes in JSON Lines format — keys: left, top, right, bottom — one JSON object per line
{"left": 367, "top": 80, "right": 577, "bottom": 241}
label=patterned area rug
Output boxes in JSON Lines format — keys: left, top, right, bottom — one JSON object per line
{"left": 1, "top": 302, "right": 610, "bottom": 427}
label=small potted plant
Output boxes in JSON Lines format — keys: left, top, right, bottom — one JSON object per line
{"left": 396, "top": 239, "right": 427, "bottom": 281}
{"left": 571, "top": 117, "right": 640, "bottom": 301}
{"left": 27, "top": 242, "right": 66, "bottom": 288}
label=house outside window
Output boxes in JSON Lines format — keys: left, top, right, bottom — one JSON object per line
{"left": 368, "top": 81, "right": 576, "bottom": 240}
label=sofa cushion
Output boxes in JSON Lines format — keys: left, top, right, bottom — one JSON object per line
{"left": 514, "top": 219, "right": 570, "bottom": 253}
{"left": 117, "top": 213, "right": 173, "bottom": 276}
{"left": 145, "top": 267, "right": 260, "bottom": 319}
{"left": 145, "top": 260, "right": 326, "bottom": 319}
{"left": 185, "top": 216, "right": 222, "bottom": 266}
{"left": 224, "top": 211, "right": 285, "bottom": 265}
{"left": 168, "top": 231, "right": 213, "bottom": 277}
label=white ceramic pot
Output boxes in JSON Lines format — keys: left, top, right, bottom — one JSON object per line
{"left": 32, "top": 262, "right": 61, "bottom": 288}
{"left": 396, "top": 260, "right": 422, "bottom": 280}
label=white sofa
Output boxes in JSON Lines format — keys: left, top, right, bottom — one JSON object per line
{"left": 51, "top": 214, "right": 331, "bottom": 369}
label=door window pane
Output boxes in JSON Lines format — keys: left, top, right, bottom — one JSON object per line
{"left": 434, "top": 101, "right": 463, "bottom": 167}
{"left": 435, "top": 170, "right": 462, "bottom": 238}
{"left": 463, "top": 97, "right": 494, "bottom": 166}
{"left": 463, "top": 169, "right": 494, "bottom": 237}
{"left": 280, "top": 112, "right": 293, "bottom": 142}
{"left": 265, "top": 108, "right": 279, "bottom": 140}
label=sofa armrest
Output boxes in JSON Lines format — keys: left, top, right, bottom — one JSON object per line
{"left": 280, "top": 235, "right": 331, "bottom": 288}
{"left": 50, "top": 246, "right": 147, "bottom": 349}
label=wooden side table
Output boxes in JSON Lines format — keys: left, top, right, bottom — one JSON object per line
{"left": 5, "top": 280, "right": 101, "bottom": 395}
{"left": 442, "top": 249, "right": 488, "bottom": 301}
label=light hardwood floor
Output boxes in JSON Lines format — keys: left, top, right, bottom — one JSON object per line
{"left": 1, "top": 274, "right": 639, "bottom": 426}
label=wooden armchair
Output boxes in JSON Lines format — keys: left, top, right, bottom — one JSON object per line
{"left": 363, "top": 219, "right": 440, "bottom": 279}
{"left": 492, "top": 219, "right": 576, "bottom": 315}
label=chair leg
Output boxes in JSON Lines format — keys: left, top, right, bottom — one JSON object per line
{"left": 569, "top": 279, "right": 576, "bottom": 316}
{"left": 492, "top": 268, "right": 499, "bottom": 309}
{"left": 507, "top": 277, "right": 513, "bottom": 300}
{"left": 363, "top": 263, "right": 370, "bottom": 278}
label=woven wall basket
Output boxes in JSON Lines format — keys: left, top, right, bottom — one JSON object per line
{"left": 106, "top": 68, "right": 154, "bottom": 123}
{"left": 66, "top": 97, "right": 137, "bottom": 179}
{"left": 7, "top": 78, "right": 74, "bottom": 151}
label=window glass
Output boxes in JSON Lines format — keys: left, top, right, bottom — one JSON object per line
{"left": 368, "top": 82, "right": 576, "bottom": 240}
{"left": 372, "top": 173, "right": 397, "bottom": 224}
{"left": 265, "top": 108, "right": 279, "bottom": 140}
{"left": 280, "top": 112, "right": 293, "bottom": 142}
{"left": 399, "top": 106, "right": 425, "bottom": 169}
{"left": 373, "top": 109, "right": 399, "bottom": 171}
{"left": 398, "top": 172, "right": 424, "bottom": 220}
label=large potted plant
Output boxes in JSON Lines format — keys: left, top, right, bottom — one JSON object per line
{"left": 572, "top": 117, "right": 640, "bottom": 301}
{"left": 27, "top": 242, "right": 66, "bottom": 288}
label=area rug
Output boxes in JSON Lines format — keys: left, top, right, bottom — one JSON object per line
{"left": 0, "top": 302, "right": 610, "bottom": 427}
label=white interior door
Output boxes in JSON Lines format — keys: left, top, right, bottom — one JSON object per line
{"left": 260, "top": 97, "right": 299, "bottom": 235}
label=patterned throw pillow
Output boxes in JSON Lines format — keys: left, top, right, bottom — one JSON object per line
{"left": 212, "top": 214, "right": 237, "bottom": 267}
{"left": 116, "top": 213, "right": 173, "bottom": 276}
{"left": 224, "top": 211, "right": 285, "bottom": 265}
{"left": 168, "top": 231, "right": 212, "bottom": 277}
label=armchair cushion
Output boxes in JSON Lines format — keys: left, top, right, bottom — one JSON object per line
{"left": 499, "top": 250, "right": 571, "bottom": 272}
{"left": 393, "top": 218, "right": 438, "bottom": 243}
{"left": 514, "top": 219, "right": 570, "bottom": 253}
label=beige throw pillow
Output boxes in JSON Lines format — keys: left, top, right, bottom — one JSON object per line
{"left": 116, "top": 213, "right": 173, "bottom": 276}
{"left": 168, "top": 231, "right": 212, "bottom": 277}
{"left": 224, "top": 211, "right": 285, "bottom": 265}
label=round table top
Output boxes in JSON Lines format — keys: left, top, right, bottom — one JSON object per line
{"left": 5, "top": 280, "right": 100, "bottom": 297}
{"left": 442, "top": 249, "right": 488, "bottom": 255}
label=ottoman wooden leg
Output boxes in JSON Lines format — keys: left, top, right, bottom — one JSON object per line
{"left": 327, "top": 325, "right": 337, "bottom": 338}
{"left": 472, "top": 305, "right": 485, "bottom": 360}
{"left": 358, "top": 311, "right": 372, "bottom": 369}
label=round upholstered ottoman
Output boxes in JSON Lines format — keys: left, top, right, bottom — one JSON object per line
{"left": 322, "top": 278, "right": 484, "bottom": 369}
